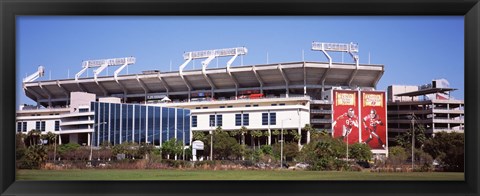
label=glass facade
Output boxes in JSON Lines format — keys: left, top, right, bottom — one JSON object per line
{"left": 91, "top": 102, "right": 191, "bottom": 147}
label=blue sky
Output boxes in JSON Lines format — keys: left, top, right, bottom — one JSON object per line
{"left": 17, "top": 16, "right": 464, "bottom": 105}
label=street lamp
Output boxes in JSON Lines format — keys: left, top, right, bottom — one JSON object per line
{"left": 409, "top": 113, "right": 417, "bottom": 171}
{"left": 210, "top": 120, "right": 214, "bottom": 161}
{"left": 90, "top": 122, "right": 107, "bottom": 161}
{"left": 280, "top": 118, "right": 291, "bottom": 169}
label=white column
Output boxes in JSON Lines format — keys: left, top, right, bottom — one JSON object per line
{"left": 268, "top": 128, "right": 271, "bottom": 145}
{"left": 88, "top": 133, "right": 91, "bottom": 146}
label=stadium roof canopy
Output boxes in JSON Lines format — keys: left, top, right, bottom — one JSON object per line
{"left": 23, "top": 61, "right": 384, "bottom": 105}
{"left": 395, "top": 88, "right": 457, "bottom": 97}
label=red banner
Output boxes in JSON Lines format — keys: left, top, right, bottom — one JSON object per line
{"left": 360, "top": 91, "right": 387, "bottom": 150}
{"left": 332, "top": 90, "right": 360, "bottom": 144}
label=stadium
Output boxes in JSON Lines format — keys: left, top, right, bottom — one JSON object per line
{"left": 16, "top": 41, "right": 463, "bottom": 158}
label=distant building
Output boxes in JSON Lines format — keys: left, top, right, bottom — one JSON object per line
{"left": 387, "top": 79, "right": 464, "bottom": 143}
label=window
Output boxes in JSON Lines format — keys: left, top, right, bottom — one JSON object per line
{"left": 195, "top": 107, "right": 201, "bottom": 109}
{"left": 243, "top": 113, "right": 249, "bottom": 126}
{"left": 271, "top": 104, "right": 277, "bottom": 106}
{"left": 203, "top": 107, "right": 208, "bottom": 109}
{"left": 245, "top": 105, "right": 251, "bottom": 107}
{"left": 279, "top": 103, "right": 285, "bottom": 106}
{"left": 220, "top": 106, "right": 225, "bottom": 108}
{"left": 216, "top": 115, "right": 223, "bottom": 127}
{"left": 209, "top": 115, "right": 215, "bottom": 126}
{"left": 227, "top": 106, "right": 233, "bottom": 108}
{"left": 40, "top": 121, "right": 45, "bottom": 132}
{"left": 17, "top": 122, "right": 22, "bottom": 133}
{"left": 253, "top": 104, "right": 259, "bottom": 107}
{"left": 192, "top": 116, "right": 198, "bottom": 127}
{"left": 36, "top": 121, "right": 41, "bottom": 130}
{"left": 79, "top": 108, "right": 89, "bottom": 113}
{"left": 235, "top": 114, "right": 242, "bottom": 126}
{"left": 262, "top": 113, "right": 269, "bottom": 125}
{"left": 22, "top": 122, "right": 27, "bottom": 132}
{"left": 270, "top": 112, "right": 276, "bottom": 125}
{"left": 55, "top": 121, "right": 60, "bottom": 131}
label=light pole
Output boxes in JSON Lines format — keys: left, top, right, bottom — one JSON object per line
{"left": 90, "top": 122, "right": 107, "bottom": 161}
{"left": 410, "top": 113, "right": 416, "bottom": 171}
{"left": 280, "top": 118, "right": 291, "bottom": 169}
{"left": 183, "top": 128, "right": 186, "bottom": 161}
{"left": 210, "top": 120, "right": 214, "bottom": 161}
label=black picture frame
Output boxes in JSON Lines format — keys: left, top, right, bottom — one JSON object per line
{"left": 1, "top": 0, "right": 478, "bottom": 196}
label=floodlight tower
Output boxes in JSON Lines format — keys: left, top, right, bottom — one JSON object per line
{"left": 23, "top": 66, "right": 45, "bottom": 83}
{"left": 23, "top": 66, "right": 45, "bottom": 105}
{"left": 311, "top": 42, "right": 359, "bottom": 88}
{"left": 179, "top": 47, "right": 248, "bottom": 102}
{"left": 75, "top": 57, "right": 136, "bottom": 97}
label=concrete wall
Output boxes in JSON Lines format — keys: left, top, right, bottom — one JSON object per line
{"left": 70, "top": 92, "right": 96, "bottom": 112}
{"left": 99, "top": 97, "right": 121, "bottom": 103}
{"left": 388, "top": 85, "right": 419, "bottom": 102}
{"left": 191, "top": 105, "right": 310, "bottom": 131}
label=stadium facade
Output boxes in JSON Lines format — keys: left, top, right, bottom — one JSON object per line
{"left": 17, "top": 42, "right": 391, "bottom": 155}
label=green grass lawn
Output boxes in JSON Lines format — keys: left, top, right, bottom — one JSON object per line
{"left": 17, "top": 169, "right": 464, "bottom": 181}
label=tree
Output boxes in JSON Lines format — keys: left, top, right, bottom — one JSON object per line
{"left": 239, "top": 126, "right": 248, "bottom": 146}
{"left": 423, "top": 132, "right": 464, "bottom": 171}
{"left": 20, "top": 145, "right": 48, "bottom": 169}
{"left": 394, "top": 124, "right": 427, "bottom": 149}
{"left": 272, "top": 129, "right": 280, "bottom": 143}
{"left": 112, "top": 142, "right": 139, "bottom": 159}
{"left": 161, "top": 138, "right": 183, "bottom": 160}
{"left": 211, "top": 128, "right": 242, "bottom": 160}
{"left": 228, "top": 130, "right": 240, "bottom": 144}
{"left": 297, "top": 134, "right": 347, "bottom": 171}
{"left": 387, "top": 146, "right": 408, "bottom": 168}
{"left": 192, "top": 131, "right": 207, "bottom": 141}
{"left": 16, "top": 133, "right": 27, "bottom": 161}
{"left": 252, "top": 130, "right": 263, "bottom": 148}
{"left": 26, "top": 129, "right": 41, "bottom": 146}
{"left": 290, "top": 130, "right": 301, "bottom": 143}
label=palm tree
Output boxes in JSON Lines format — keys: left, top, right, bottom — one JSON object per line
{"left": 229, "top": 130, "right": 240, "bottom": 144}
{"left": 192, "top": 131, "right": 207, "bottom": 141}
{"left": 252, "top": 130, "right": 263, "bottom": 148}
{"left": 272, "top": 129, "right": 280, "bottom": 144}
{"left": 239, "top": 126, "right": 248, "bottom": 146}
{"left": 27, "top": 129, "right": 41, "bottom": 146}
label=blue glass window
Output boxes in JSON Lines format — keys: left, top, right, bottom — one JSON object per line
{"left": 140, "top": 105, "right": 146, "bottom": 144}
{"left": 41, "top": 121, "right": 45, "bottom": 132}
{"left": 148, "top": 106, "right": 154, "bottom": 144}
{"left": 109, "top": 103, "right": 115, "bottom": 145}
{"left": 235, "top": 114, "right": 242, "bottom": 126}
{"left": 209, "top": 115, "right": 215, "bottom": 127}
{"left": 192, "top": 116, "right": 197, "bottom": 127}
{"left": 54, "top": 121, "right": 60, "bottom": 131}
{"left": 162, "top": 107, "right": 168, "bottom": 143}
{"left": 262, "top": 113, "right": 269, "bottom": 125}
{"left": 22, "top": 122, "right": 27, "bottom": 132}
{"left": 177, "top": 109, "right": 184, "bottom": 144}
{"left": 243, "top": 113, "right": 249, "bottom": 126}
{"left": 134, "top": 105, "right": 141, "bottom": 144}
{"left": 115, "top": 104, "right": 121, "bottom": 145}
{"left": 17, "top": 122, "right": 22, "bottom": 133}
{"left": 127, "top": 105, "right": 133, "bottom": 142}
{"left": 184, "top": 110, "right": 191, "bottom": 145}
{"left": 168, "top": 108, "right": 175, "bottom": 141}
{"left": 270, "top": 112, "right": 276, "bottom": 125}
{"left": 153, "top": 107, "right": 161, "bottom": 145}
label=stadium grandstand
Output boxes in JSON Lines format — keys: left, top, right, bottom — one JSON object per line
{"left": 17, "top": 42, "right": 388, "bottom": 155}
